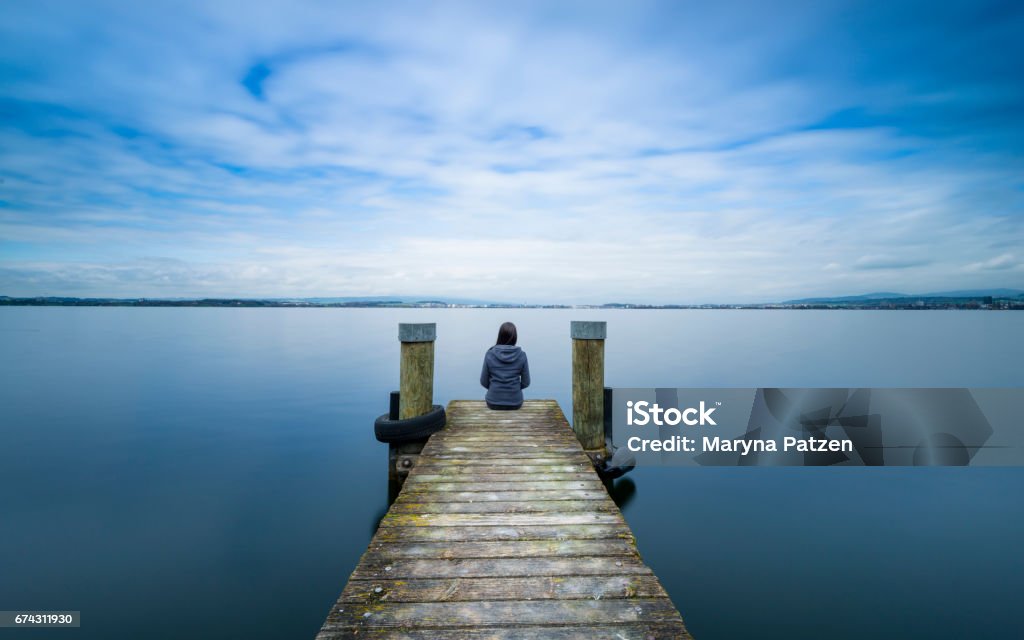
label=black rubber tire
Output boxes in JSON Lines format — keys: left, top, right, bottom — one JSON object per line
{"left": 596, "top": 462, "right": 635, "bottom": 480}
{"left": 374, "top": 405, "right": 447, "bottom": 443}
{"left": 595, "top": 451, "right": 637, "bottom": 480}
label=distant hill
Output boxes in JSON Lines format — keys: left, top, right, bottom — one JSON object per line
{"left": 293, "top": 296, "right": 508, "bottom": 306}
{"left": 0, "top": 295, "right": 517, "bottom": 307}
{"left": 919, "top": 288, "right": 1023, "bottom": 298}
{"left": 785, "top": 292, "right": 908, "bottom": 304}
{"left": 785, "top": 289, "right": 1023, "bottom": 304}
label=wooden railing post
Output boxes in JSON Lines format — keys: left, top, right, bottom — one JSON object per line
{"left": 398, "top": 323, "right": 436, "bottom": 419}
{"left": 571, "top": 320, "right": 606, "bottom": 456}
{"left": 389, "top": 323, "right": 436, "bottom": 500}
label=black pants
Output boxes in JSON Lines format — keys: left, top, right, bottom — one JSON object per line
{"left": 487, "top": 401, "right": 522, "bottom": 411}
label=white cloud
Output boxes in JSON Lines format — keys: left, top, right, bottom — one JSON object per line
{"left": 965, "top": 253, "right": 1020, "bottom": 272}
{"left": 0, "top": 0, "right": 1022, "bottom": 301}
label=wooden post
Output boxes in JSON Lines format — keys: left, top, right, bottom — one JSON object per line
{"left": 571, "top": 320, "right": 606, "bottom": 457}
{"left": 398, "top": 323, "right": 436, "bottom": 419}
{"left": 389, "top": 323, "right": 436, "bottom": 500}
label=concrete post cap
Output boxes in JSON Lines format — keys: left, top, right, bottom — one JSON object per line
{"left": 570, "top": 321, "right": 607, "bottom": 340}
{"left": 398, "top": 323, "right": 437, "bottom": 342}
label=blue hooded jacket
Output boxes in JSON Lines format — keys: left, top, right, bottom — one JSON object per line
{"left": 480, "top": 345, "right": 531, "bottom": 407}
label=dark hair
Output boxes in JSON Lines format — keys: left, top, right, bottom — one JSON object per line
{"left": 496, "top": 322, "right": 517, "bottom": 346}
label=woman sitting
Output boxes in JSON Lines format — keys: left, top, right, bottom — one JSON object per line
{"left": 479, "top": 321, "right": 531, "bottom": 410}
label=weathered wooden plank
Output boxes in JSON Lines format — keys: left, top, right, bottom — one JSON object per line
{"left": 441, "top": 417, "right": 563, "bottom": 422}
{"left": 424, "top": 437, "right": 580, "bottom": 446}
{"left": 453, "top": 415, "right": 568, "bottom": 420}
{"left": 317, "top": 622, "right": 690, "bottom": 640}
{"left": 465, "top": 414, "right": 563, "bottom": 418}
{"left": 351, "top": 557, "right": 651, "bottom": 580}
{"left": 440, "top": 417, "right": 565, "bottom": 422}
{"left": 409, "top": 456, "right": 585, "bottom": 466}
{"left": 338, "top": 574, "right": 668, "bottom": 603}
{"left": 423, "top": 437, "right": 581, "bottom": 445}
{"left": 425, "top": 447, "right": 584, "bottom": 456}
{"left": 400, "top": 481, "right": 607, "bottom": 494}
{"left": 430, "top": 421, "right": 561, "bottom": 427}
{"left": 450, "top": 409, "right": 561, "bottom": 415}
{"left": 361, "top": 539, "right": 637, "bottom": 560}
{"left": 449, "top": 401, "right": 557, "bottom": 407}
{"left": 410, "top": 464, "right": 590, "bottom": 476}
{"left": 411, "top": 457, "right": 586, "bottom": 466}
{"left": 420, "top": 443, "right": 581, "bottom": 452}
{"left": 435, "top": 426, "right": 568, "bottom": 432}
{"left": 372, "top": 524, "right": 635, "bottom": 543}
{"left": 448, "top": 408, "right": 558, "bottom": 412}
{"left": 430, "top": 426, "right": 574, "bottom": 433}
{"left": 433, "top": 420, "right": 566, "bottom": 426}
{"left": 388, "top": 500, "right": 619, "bottom": 514}
{"left": 421, "top": 441, "right": 580, "bottom": 449}
{"left": 380, "top": 513, "right": 624, "bottom": 528}
{"left": 441, "top": 412, "right": 563, "bottom": 417}
{"left": 416, "top": 447, "right": 580, "bottom": 457}
{"left": 323, "top": 598, "right": 680, "bottom": 627}
{"left": 406, "top": 473, "right": 600, "bottom": 485}
{"left": 395, "top": 489, "right": 608, "bottom": 502}
{"left": 434, "top": 429, "right": 565, "bottom": 434}
{"left": 452, "top": 401, "right": 557, "bottom": 407}
{"left": 424, "top": 438, "right": 581, "bottom": 446}
{"left": 440, "top": 412, "right": 562, "bottom": 417}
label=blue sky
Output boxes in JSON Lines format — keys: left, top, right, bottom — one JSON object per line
{"left": 1, "top": 0, "right": 1022, "bottom": 303}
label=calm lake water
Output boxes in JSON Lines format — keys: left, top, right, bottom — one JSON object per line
{"left": 2, "top": 308, "right": 1022, "bottom": 639}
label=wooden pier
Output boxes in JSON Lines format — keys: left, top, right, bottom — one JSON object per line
{"left": 317, "top": 399, "right": 690, "bottom": 639}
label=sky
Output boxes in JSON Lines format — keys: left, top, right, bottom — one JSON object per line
{"left": 1, "top": 0, "right": 1022, "bottom": 303}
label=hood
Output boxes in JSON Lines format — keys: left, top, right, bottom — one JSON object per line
{"left": 489, "top": 344, "right": 523, "bottom": 363}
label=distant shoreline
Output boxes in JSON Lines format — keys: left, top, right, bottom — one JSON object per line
{"left": 2, "top": 295, "right": 1021, "bottom": 310}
